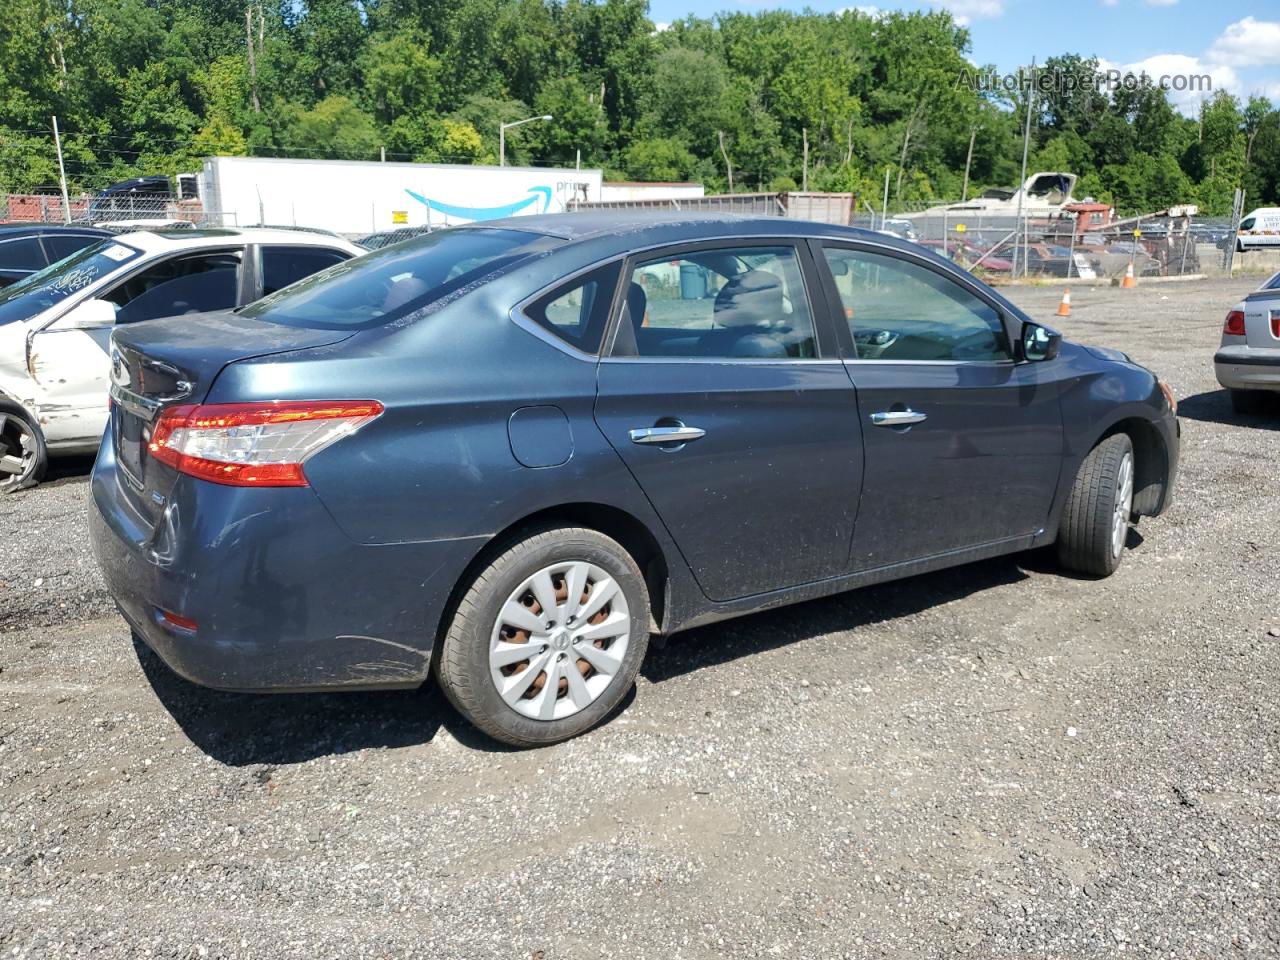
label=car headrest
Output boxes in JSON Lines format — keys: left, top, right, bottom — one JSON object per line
{"left": 713, "top": 270, "right": 783, "bottom": 328}
{"left": 611, "top": 282, "right": 648, "bottom": 356}
{"left": 382, "top": 275, "right": 431, "bottom": 313}
{"left": 625, "top": 282, "right": 647, "bottom": 331}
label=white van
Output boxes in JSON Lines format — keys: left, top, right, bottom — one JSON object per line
{"left": 1236, "top": 208, "right": 1280, "bottom": 251}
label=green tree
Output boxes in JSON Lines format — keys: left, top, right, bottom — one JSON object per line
{"left": 281, "top": 95, "right": 380, "bottom": 158}
{"left": 622, "top": 137, "right": 696, "bottom": 181}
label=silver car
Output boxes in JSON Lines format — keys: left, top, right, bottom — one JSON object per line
{"left": 1215, "top": 270, "right": 1280, "bottom": 414}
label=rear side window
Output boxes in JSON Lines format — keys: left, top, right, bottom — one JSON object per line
{"left": 611, "top": 245, "right": 817, "bottom": 359}
{"left": 522, "top": 262, "right": 621, "bottom": 353}
{"left": 261, "top": 246, "right": 351, "bottom": 295}
{"left": 0, "top": 237, "right": 46, "bottom": 271}
{"left": 241, "top": 228, "right": 558, "bottom": 330}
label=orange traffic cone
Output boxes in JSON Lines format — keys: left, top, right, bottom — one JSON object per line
{"left": 1121, "top": 261, "right": 1136, "bottom": 289}
{"left": 1056, "top": 288, "right": 1071, "bottom": 317}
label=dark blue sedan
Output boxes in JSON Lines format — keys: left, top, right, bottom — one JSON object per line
{"left": 90, "top": 214, "right": 1179, "bottom": 746}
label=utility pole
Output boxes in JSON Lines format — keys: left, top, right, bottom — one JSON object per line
{"left": 1014, "top": 58, "right": 1036, "bottom": 278}
{"left": 881, "top": 166, "right": 890, "bottom": 230}
{"left": 51, "top": 116, "right": 71, "bottom": 223}
{"left": 802, "top": 127, "right": 809, "bottom": 192}
{"left": 718, "top": 131, "right": 734, "bottom": 192}
{"left": 961, "top": 127, "right": 976, "bottom": 202}
{"left": 246, "top": 4, "right": 261, "bottom": 114}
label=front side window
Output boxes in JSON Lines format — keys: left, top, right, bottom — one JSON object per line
{"left": 823, "top": 246, "right": 1011, "bottom": 362}
{"left": 241, "top": 227, "right": 558, "bottom": 330}
{"left": 0, "top": 240, "right": 141, "bottom": 327}
{"left": 611, "top": 245, "right": 817, "bottom": 359}
{"left": 523, "top": 261, "right": 621, "bottom": 353}
{"left": 261, "top": 246, "right": 351, "bottom": 295}
{"left": 108, "top": 251, "right": 241, "bottom": 324}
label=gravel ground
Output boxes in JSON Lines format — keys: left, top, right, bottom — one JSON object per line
{"left": 2, "top": 277, "right": 1277, "bottom": 959}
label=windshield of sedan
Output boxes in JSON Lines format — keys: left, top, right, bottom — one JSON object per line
{"left": 0, "top": 239, "right": 141, "bottom": 327}
{"left": 240, "top": 227, "right": 560, "bottom": 330}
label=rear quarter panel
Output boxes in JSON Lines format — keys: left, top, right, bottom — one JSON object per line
{"left": 204, "top": 256, "right": 694, "bottom": 631}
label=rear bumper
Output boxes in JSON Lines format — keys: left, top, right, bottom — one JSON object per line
{"left": 1215, "top": 349, "right": 1280, "bottom": 392}
{"left": 89, "top": 435, "right": 486, "bottom": 692}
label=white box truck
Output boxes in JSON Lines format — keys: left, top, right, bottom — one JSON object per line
{"left": 1235, "top": 207, "right": 1280, "bottom": 252}
{"left": 196, "top": 157, "right": 604, "bottom": 235}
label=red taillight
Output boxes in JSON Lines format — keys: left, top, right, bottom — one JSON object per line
{"left": 159, "top": 609, "right": 198, "bottom": 632}
{"left": 1223, "top": 310, "right": 1246, "bottom": 336}
{"left": 149, "top": 400, "right": 384, "bottom": 487}
{"left": 1271, "top": 310, "right": 1280, "bottom": 340}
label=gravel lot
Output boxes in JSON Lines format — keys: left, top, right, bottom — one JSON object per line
{"left": 2, "top": 277, "right": 1277, "bottom": 959}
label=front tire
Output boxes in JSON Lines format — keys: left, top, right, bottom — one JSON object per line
{"left": 0, "top": 402, "right": 48, "bottom": 494}
{"left": 1056, "top": 433, "right": 1134, "bottom": 577}
{"left": 437, "top": 526, "right": 650, "bottom": 747}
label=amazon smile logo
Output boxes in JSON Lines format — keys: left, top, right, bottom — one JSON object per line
{"left": 406, "top": 186, "right": 553, "bottom": 221}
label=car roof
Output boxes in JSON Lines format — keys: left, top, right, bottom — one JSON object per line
{"left": 0, "top": 223, "right": 112, "bottom": 236}
{"left": 462, "top": 211, "right": 924, "bottom": 257}
{"left": 111, "top": 227, "right": 363, "bottom": 255}
{"left": 97, "top": 176, "right": 172, "bottom": 195}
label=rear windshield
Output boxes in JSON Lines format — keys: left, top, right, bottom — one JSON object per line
{"left": 0, "top": 240, "right": 141, "bottom": 327}
{"left": 240, "top": 227, "right": 558, "bottom": 330}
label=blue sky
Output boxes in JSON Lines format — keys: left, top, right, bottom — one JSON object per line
{"left": 647, "top": 1, "right": 1280, "bottom": 114}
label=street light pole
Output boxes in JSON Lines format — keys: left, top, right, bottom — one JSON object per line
{"left": 499, "top": 114, "right": 553, "bottom": 167}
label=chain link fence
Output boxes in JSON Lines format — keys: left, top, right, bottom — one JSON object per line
{"left": 1, "top": 192, "right": 238, "bottom": 229}
{"left": 858, "top": 208, "right": 1274, "bottom": 283}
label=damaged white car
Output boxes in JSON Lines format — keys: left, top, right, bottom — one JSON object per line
{"left": 0, "top": 227, "right": 362, "bottom": 491}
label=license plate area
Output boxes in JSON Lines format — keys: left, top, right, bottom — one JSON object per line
{"left": 114, "top": 407, "right": 147, "bottom": 489}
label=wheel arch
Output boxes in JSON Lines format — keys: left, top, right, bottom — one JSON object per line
{"left": 431, "top": 501, "right": 673, "bottom": 661}
{"left": 1098, "top": 416, "right": 1168, "bottom": 516}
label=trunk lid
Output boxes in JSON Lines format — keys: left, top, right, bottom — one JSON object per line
{"left": 1242, "top": 291, "right": 1280, "bottom": 349}
{"left": 108, "top": 308, "right": 352, "bottom": 522}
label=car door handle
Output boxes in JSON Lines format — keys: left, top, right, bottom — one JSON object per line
{"left": 629, "top": 425, "right": 707, "bottom": 444}
{"left": 870, "top": 410, "right": 927, "bottom": 427}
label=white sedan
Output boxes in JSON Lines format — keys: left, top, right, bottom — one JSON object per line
{"left": 0, "top": 227, "right": 363, "bottom": 491}
{"left": 1214, "top": 269, "right": 1280, "bottom": 414}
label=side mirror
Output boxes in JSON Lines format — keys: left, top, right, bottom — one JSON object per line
{"left": 1021, "top": 321, "right": 1062, "bottom": 362}
{"left": 828, "top": 258, "right": 850, "bottom": 276}
{"left": 56, "top": 298, "right": 117, "bottom": 331}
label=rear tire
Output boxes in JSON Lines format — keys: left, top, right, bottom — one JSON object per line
{"left": 1056, "top": 433, "right": 1134, "bottom": 578}
{"left": 437, "top": 526, "right": 650, "bottom": 747}
{"left": 0, "top": 402, "right": 48, "bottom": 494}
{"left": 1230, "top": 388, "right": 1268, "bottom": 416}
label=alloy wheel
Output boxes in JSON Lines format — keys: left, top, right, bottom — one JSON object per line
{"left": 1111, "top": 451, "right": 1134, "bottom": 559}
{"left": 0, "top": 413, "right": 37, "bottom": 491}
